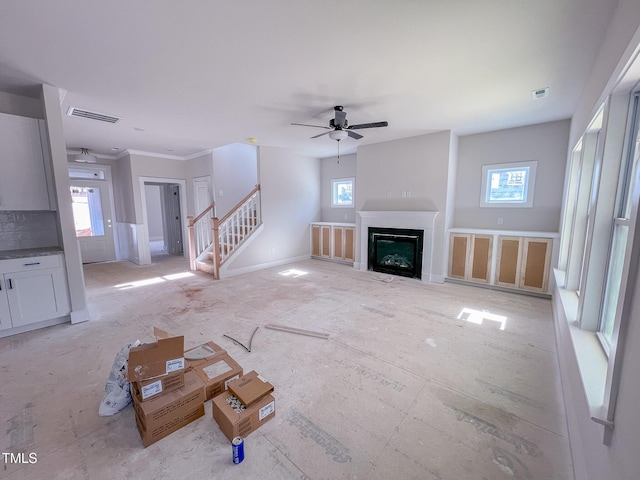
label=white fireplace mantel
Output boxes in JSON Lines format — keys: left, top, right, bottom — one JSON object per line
{"left": 356, "top": 210, "right": 438, "bottom": 282}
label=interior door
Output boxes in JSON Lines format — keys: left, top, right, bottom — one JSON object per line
{"left": 70, "top": 180, "right": 116, "bottom": 263}
{"left": 163, "top": 184, "right": 183, "bottom": 255}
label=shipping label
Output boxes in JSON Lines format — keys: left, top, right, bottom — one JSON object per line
{"left": 259, "top": 400, "right": 275, "bottom": 421}
{"left": 141, "top": 380, "right": 163, "bottom": 399}
{"left": 166, "top": 357, "right": 185, "bottom": 373}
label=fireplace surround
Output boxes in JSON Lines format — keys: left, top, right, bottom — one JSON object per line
{"left": 357, "top": 210, "right": 438, "bottom": 282}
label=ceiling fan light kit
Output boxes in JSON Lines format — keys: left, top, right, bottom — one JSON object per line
{"left": 74, "top": 147, "right": 98, "bottom": 163}
{"left": 292, "top": 105, "right": 388, "bottom": 142}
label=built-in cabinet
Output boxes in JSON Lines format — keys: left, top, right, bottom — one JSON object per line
{"left": 448, "top": 229, "right": 557, "bottom": 294}
{"left": 311, "top": 223, "right": 356, "bottom": 264}
{"left": 0, "top": 111, "right": 53, "bottom": 211}
{"left": 0, "top": 254, "right": 70, "bottom": 331}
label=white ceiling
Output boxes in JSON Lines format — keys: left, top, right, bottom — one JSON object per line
{"left": 0, "top": 1, "right": 617, "bottom": 159}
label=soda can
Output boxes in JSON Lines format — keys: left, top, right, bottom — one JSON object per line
{"left": 232, "top": 436, "right": 244, "bottom": 464}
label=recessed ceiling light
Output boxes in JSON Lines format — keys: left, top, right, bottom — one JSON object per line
{"left": 247, "top": 137, "right": 257, "bottom": 143}
{"left": 133, "top": 127, "right": 146, "bottom": 131}
{"left": 111, "top": 147, "right": 120, "bottom": 151}
{"left": 167, "top": 149, "right": 175, "bottom": 152}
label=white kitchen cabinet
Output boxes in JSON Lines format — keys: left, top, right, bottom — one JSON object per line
{"left": 311, "top": 223, "right": 356, "bottom": 264}
{"left": 0, "top": 254, "right": 70, "bottom": 331}
{"left": 0, "top": 112, "right": 52, "bottom": 210}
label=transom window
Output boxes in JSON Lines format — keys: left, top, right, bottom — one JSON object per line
{"left": 480, "top": 161, "right": 537, "bottom": 208}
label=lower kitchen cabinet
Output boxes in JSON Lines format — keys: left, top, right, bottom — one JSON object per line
{"left": 448, "top": 233, "right": 492, "bottom": 283}
{"left": 0, "top": 254, "right": 70, "bottom": 331}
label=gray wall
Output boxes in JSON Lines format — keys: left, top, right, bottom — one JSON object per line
{"left": 356, "top": 131, "right": 454, "bottom": 281}
{"left": 454, "top": 120, "right": 570, "bottom": 232}
{"left": 223, "top": 146, "right": 320, "bottom": 274}
{"left": 321, "top": 153, "right": 356, "bottom": 223}
{"left": 212, "top": 143, "right": 258, "bottom": 218}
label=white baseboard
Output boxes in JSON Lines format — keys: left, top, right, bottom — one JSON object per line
{"left": 220, "top": 254, "right": 311, "bottom": 279}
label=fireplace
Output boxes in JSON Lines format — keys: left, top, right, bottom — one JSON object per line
{"left": 368, "top": 227, "right": 423, "bottom": 279}
{"left": 357, "top": 210, "right": 438, "bottom": 283}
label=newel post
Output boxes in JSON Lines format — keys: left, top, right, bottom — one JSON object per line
{"left": 187, "top": 215, "right": 196, "bottom": 271}
{"left": 212, "top": 217, "right": 221, "bottom": 279}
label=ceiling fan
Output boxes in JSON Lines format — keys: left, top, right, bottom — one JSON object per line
{"left": 291, "top": 105, "right": 388, "bottom": 141}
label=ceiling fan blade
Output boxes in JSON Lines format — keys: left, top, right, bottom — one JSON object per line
{"left": 311, "top": 131, "right": 331, "bottom": 139}
{"left": 334, "top": 110, "right": 347, "bottom": 128}
{"left": 291, "top": 122, "right": 331, "bottom": 129}
{"left": 347, "top": 130, "right": 363, "bottom": 140}
{"left": 348, "top": 121, "right": 388, "bottom": 130}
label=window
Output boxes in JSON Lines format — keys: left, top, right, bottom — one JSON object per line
{"left": 332, "top": 178, "right": 354, "bottom": 208}
{"left": 480, "top": 161, "right": 537, "bottom": 208}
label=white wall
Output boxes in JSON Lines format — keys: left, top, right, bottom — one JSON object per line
{"left": 356, "top": 131, "right": 453, "bottom": 281}
{"left": 455, "top": 120, "right": 570, "bottom": 232}
{"left": 321, "top": 153, "right": 356, "bottom": 223}
{"left": 212, "top": 143, "right": 258, "bottom": 217}
{"left": 222, "top": 146, "right": 320, "bottom": 274}
{"left": 553, "top": 2, "right": 640, "bottom": 479}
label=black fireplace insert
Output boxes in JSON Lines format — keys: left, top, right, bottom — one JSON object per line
{"left": 368, "top": 227, "right": 423, "bottom": 279}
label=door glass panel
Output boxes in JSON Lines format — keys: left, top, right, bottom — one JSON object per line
{"left": 70, "top": 186, "right": 105, "bottom": 237}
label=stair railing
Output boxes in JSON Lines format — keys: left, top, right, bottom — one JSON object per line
{"left": 212, "top": 185, "right": 262, "bottom": 274}
{"left": 187, "top": 202, "right": 216, "bottom": 270}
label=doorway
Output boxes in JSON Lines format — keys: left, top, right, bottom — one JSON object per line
{"left": 69, "top": 178, "right": 116, "bottom": 264}
{"left": 139, "top": 177, "right": 188, "bottom": 265}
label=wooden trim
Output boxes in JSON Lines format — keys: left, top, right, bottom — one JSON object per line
{"left": 189, "top": 202, "right": 215, "bottom": 226}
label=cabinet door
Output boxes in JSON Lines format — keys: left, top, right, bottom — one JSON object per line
{"left": 520, "top": 237, "right": 552, "bottom": 292}
{"left": 469, "top": 235, "right": 493, "bottom": 283}
{"left": 449, "top": 234, "right": 469, "bottom": 279}
{"left": 0, "top": 279, "right": 11, "bottom": 330}
{"left": 5, "top": 268, "right": 70, "bottom": 327}
{"left": 311, "top": 225, "right": 321, "bottom": 256}
{"left": 495, "top": 236, "right": 522, "bottom": 288}
{"left": 320, "top": 225, "right": 331, "bottom": 258}
{"left": 333, "top": 226, "right": 344, "bottom": 259}
{"left": 344, "top": 227, "right": 355, "bottom": 262}
{"left": 0, "top": 112, "right": 50, "bottom": 211}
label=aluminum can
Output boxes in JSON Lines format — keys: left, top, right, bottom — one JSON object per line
{"left": 232, "top": 436, "right": 244, "bottom": 464}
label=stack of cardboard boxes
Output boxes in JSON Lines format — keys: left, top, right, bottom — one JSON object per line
{"left": 127, "top": 328, "right": 276, "bottom": 448}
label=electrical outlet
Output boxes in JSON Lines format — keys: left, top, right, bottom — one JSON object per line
{"left": 497, "top": 217, "right": 504, "bottom": 225}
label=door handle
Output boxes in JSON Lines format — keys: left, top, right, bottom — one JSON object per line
{"left": 8, "top": 279, "right": 13, "bottom": 289}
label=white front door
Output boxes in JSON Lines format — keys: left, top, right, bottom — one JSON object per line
{"left": 70, "top": 180, "right": 116, "bottom": 263}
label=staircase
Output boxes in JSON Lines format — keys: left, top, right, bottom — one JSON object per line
{"left": 187, "top": 185, "right": 262, "bottom": 279}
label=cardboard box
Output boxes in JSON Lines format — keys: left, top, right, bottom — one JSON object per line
{"left": 135, "top": 403, "right": 204, "bottom": 448}
{"left": 134, "top": 369, "right": 185, "bottom": 401}
{"left": 227, "top": 371, "right": 274, "bottom": 407}
{"left": 133, "top": 370, "right": 205, "bottom": 437}
{"left": 128, "top": 334, "right": 185, "bottom": 382}
{"left": 184, "top": 341, "right": 227, "bottom": 370}
{"left": 212, "top": 391, "right": 276, "bottom": 441}
{"left": 191, "top": 354, "right": 243, "bottom": 402}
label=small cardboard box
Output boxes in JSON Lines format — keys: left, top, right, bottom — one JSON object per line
{"left": 128, "top": 334, "right": 185, "bottom": 382}
{"left": 191, "top": 354, "right": 243, "bottom": 402}
{"left": 133, "top": 370, "right": 205, "bottom": 436}
{"left": 134, "top": 369, "right": 185, "bottom": 402}
{"left": 135, "top": 403, "right": 204, "bottom": 448}
{"left": 184, "top": 341, "right": 227, "bottom": 370}
{"left": 227, "top": 371, "right": 274, "bottom": 407}
{"left": 212, "top": 391, "right": 276, "bottom": 441}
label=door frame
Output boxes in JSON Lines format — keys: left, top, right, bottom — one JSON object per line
{"left": 138, "top": 176, "right": 188, "bottom": 265}
{"left": 68, "top": 163, "right": 119, "bottom": 262}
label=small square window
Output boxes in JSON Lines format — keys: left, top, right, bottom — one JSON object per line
{"left": 332, "top": 178, "right": 354, "bottom": 208}
{"left": 481, "top": 161, "right": 537, "bottom": 208}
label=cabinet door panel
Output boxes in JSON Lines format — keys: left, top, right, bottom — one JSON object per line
{"left": 470, "top": 235, "right": 492, "bottom": 283}
{"left": 320, "top": 226, "right": 331, "bottom": 257}
{"left": 344, "top": 227, "right": 355, "bottom": 262}
{"left": 449, "top": 234, "right": 469, "bottom": 279}
{"left": 333, "top": 227, "right": 344, "bottom": 259}
{"left": 311, "top": 225, "right": 321, "bottom": 256}
{"left": 0, "top": 279, "right": 11, "bottom": 330}
{"left": 521, "top": 238, "right": 552, "bottom": 291}
{"left": 496, "top": 237, "right": 521, "bottom": 286}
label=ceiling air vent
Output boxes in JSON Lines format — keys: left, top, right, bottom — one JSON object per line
{"left": 66, "top": 107, "right": 120, "bottom": 123}
{"left": 531, "top": 87, "right": 549, "bottom": 100}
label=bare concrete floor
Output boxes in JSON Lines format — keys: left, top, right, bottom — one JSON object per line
{"left": 1, "top": 255, "right": 573, "bottom": 479}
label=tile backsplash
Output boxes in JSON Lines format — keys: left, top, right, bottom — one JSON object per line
{"left": 0, "top": 211, "right": 59, "bottom": 251}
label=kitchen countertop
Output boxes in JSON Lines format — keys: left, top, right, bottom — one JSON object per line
{"left": 0, "top": 247, "right": 64, "bottom": 260}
